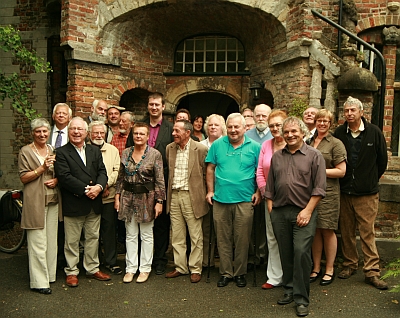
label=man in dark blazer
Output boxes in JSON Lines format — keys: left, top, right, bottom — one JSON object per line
{"left": 55, "top": 117, "right": 110, "bottom": 288}
{"left": 143, "top": 92, "right": 174, "bottom": 275}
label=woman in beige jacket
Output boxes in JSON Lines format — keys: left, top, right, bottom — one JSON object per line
{"left": 18, "top": 118, "right": 62, "bottom": 295}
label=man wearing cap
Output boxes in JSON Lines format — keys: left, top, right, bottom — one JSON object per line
{"left": 106, "top": 105, "right": 125, "bottom": 143}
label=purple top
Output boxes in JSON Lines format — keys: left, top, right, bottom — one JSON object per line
{"left": 148, "top": 119, "right": 162, "bottom": 148}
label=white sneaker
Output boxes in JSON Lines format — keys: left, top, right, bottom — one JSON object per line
{"left": 136, "top": 272, "right": 150, "bottom": 283}
{"left": 123, "top": 272, "right": 135, "bottom": 283}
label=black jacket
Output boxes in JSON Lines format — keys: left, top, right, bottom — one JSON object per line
{"left": 333, "top": 117, "right": 388, "bottom": 195}
{"left": 54, "top": 143, "right": 108, "bottom": 217}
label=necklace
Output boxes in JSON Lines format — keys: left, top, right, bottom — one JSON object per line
{"left": 124, "top": 145, "right": 148, "bottom": 176}
{"left": 32, "top": 142, "right": 49, "bottom": 158}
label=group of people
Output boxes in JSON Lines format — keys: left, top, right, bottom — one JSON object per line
{"left": 18, "top": 93, "right": 388, "bottom": 317}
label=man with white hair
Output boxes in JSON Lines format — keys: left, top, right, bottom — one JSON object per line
{"left": 85, "top": 100, "right": 108, "bottom": 124}
{"left": 245, "top": 104, "right": 272, "bottom": 143}
{"left": 49, "top": 103, "right": 72, "bottom": 148}
{"left": 55, "top": 117, "right": 110, "bottom": 287}
{"left": 245, "top": 103, "right": 272, "bottom": 271}
{"left": 333, "top": 96, "right": 388, "bottom": 290}
{"left": 302, "top": 107, "right": 319, "bottom": 142}
{"left": 206, "top": 113, "right": 261, "bottom": 288}
{"left": 88, "top": 121, "right": 121, "bottom": 275}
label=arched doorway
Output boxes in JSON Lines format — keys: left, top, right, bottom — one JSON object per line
{"left": 176, "top": 92, "right": 239, "bottom": 120}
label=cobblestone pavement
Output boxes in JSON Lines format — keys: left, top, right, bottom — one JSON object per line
{"left": 0, "top": 247, "right": 399, "bottom": 318}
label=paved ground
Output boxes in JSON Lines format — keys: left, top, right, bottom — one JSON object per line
{"left": 0, "top": 247, "right": 399, "bottom": 318}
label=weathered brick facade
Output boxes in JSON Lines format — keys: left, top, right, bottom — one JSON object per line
{"left": 1, "top": 0, "right": 399, "bottom": 237}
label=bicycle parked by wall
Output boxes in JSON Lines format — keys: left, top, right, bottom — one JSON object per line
{"left": 0, "top": 190, "right": 26, "bottom": 253}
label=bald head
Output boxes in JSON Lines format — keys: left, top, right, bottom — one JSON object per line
{"left": 303, "top": 107, "right": 318, "bottom": 130}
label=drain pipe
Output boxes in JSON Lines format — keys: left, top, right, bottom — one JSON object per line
{"left": 337, "top": 0, "right": 343, "bottom": 56}
{"left": 311, "top": 9, "right": 386, "bottom": 129}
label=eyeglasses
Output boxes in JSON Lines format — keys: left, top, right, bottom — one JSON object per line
{"left": 316, "top": 120, "right": 330, "bottom": 124}
{"left": 91, "top": 131, "right": 105, "bottom": 136}
{"left": 268, "top": 123, "right": 282, "bottom": 129}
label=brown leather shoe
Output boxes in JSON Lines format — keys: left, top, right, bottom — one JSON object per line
{"left": 365, "top": 276, "right": 388, "bottom": 290}
{"left": 86, "top": 271, "right": 111, "bottom": 281}
{"left": 190, "top": 273, "right": 201, "bottom": 283}
{"left": 165, "top": 269, "right": 185, "bottom": 278}
{"left": 66, "top": 275, "right": 79, "bottom": 287}
{"left": 338, "top": 267, "right": 356, "bottom": 279}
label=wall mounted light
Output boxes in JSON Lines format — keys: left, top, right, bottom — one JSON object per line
{"left": 249, "top": 80, "right": 265, "bottom": 100}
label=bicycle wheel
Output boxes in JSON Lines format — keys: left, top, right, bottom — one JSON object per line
{"left": 0, "top": 199, "right": 26, "bottom": 253}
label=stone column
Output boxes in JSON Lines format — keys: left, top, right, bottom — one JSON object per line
{"left": 309, "top": 57, "right": 322, "bottom": 108}
{"left": 323, "top": 70, "right": 337, "bottom": 116}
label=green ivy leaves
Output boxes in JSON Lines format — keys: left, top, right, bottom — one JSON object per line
{"left": 0, "top": 25, "right": 52, "bottom": 120}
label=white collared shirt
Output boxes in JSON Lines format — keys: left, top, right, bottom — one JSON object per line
{"left": 73, "top": 143, "right": 87, "bottom": 166}
{"left": 51, "top": 126, "right": 68, "bottom": 148}
{"left": 347, "top": 120, "right": 365, "bottom": 138}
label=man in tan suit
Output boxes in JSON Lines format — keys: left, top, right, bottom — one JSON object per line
{"left": 165, "top": 120, "right": 209, "bottom": 283}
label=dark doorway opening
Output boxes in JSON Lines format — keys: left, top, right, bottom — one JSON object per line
{"left": 177, "top": 92, "right": 239, "bottom": 120}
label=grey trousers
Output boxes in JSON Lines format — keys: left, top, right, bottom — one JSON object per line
{"left": 271, "top": 205, "right": 317, "bottom": 306}
{"left": 213, "top": 201, "right": 253, "bottom": 278}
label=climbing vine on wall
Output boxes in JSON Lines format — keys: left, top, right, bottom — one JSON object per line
{"left": 0, "top": 25, "right": 52, "bottom": 120}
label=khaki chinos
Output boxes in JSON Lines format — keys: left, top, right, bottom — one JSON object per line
{"left": 339, "top": 193, "right": 380, "bottom": 277}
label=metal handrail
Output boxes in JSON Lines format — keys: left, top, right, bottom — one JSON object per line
{"left": 311, "top": 9, "right": 386, "bottom": 129}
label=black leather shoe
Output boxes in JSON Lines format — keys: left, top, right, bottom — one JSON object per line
{"left": 31, "top": 288, "right": 52, "bottom": 295}
{"left": 235, "top": 275, "right": 247, "bottom": 287}
{"left": 217, "top": 276, "right": 233, "bottom": 287}
{"left": 296, "top": 304, "right": 309, "bottom": 317}
{"left": 309, "top": 271, "right": 321, "bottom": 283}
{"left": 277, "top": 294, "right": 294, "bottom": 305}
{"left": 155, "top": 264, "right": 166, "bottom": 275}
{"left": 320, "top": 272, "right": 335, "bottom": 286}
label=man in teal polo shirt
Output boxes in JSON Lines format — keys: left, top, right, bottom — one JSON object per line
{"left": 206, "top": 113, "right": 261, "bottom": 288}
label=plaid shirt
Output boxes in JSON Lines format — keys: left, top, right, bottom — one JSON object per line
{"left": 111, "top": 133, "right": 129, "bottom": 156}
{"left": 171, "top": 139, "right": 190, "bottom": 190}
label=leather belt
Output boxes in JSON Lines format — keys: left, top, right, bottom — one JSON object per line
{"left": 123, "top": 181, "right": 154, "bottom": 194}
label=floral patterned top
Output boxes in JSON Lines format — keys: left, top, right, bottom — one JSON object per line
{"left": 116, "top": 146, "right": 165, "bottom": 223}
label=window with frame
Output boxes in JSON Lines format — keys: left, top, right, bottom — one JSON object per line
{"left": 358, "top": 43, "right": 383, "bottom": 79}
{"left": 175, "top": 35, "right": 245, "bottom": 73}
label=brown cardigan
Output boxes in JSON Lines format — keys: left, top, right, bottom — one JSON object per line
{"left": 18, "top": 145, "right": 62, "bottom": 229}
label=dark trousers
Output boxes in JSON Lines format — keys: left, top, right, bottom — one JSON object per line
{"left": 100, "top": 202, "right": 118, "bottom": 266}
{"left": 152, "top": 204, "right": 170, "bottom": 267}
{"left": 57, "top": 221, "right": 66, "bottom": 267}
{"left": 271, "top": 205, "right": 317, "bottom": 306}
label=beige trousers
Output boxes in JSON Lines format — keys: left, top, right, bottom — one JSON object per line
{"left": 27, "top": 203, "right": 58, "bottom": 289}
{"left": 170, "top": 190, "right": 203, "bottom": 274}
{"left": 64, "top": 210, "right": 101, "bottom": 276}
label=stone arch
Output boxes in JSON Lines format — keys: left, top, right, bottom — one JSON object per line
{"left": 356, "top": 16, "right": 400, "bottom": 34}
{"left": 164, "top": 78, "right": 242, "bottom": 114}
{"left": 98, "top": 0, "right": 291, "bottom": 29}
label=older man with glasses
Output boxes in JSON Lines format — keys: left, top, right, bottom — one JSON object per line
{"left": 206, "top": 113, "right": 261, "bottom": 288}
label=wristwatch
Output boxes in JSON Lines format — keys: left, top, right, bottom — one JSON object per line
{"left": 156, "top": 199, "right": 163, "bottom": 204}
